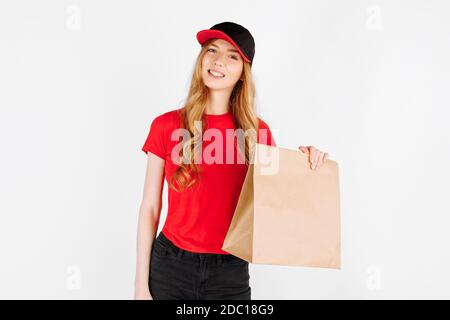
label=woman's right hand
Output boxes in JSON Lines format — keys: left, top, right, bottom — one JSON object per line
{"left": 134, "top": 286, "right": 153, "bottom": 300}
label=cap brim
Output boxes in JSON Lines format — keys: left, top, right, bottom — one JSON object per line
{"left": 196, "top": 29, "right": 251, "bottom": 63}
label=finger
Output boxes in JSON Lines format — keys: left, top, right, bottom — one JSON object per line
{"left": 316, "top": 152, "right": 325, "bottom": 169}
{"left": 312, "top": 150, "right": 321, "bottom": 170}
{"left": 298, "top": 146, "right": 309, "bottom": 154}
{"left": 309, "top": 147, "right": 318, "bottom": 167}
{"left": 310, "top": 147, "right": 317, "bottom": 165}
{"left": 298, "top": 146, "right": 308, "bottom": 153}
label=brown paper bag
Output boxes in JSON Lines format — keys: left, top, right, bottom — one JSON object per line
{"left": 222, "top": 143, "right": 341, "bottom": 269}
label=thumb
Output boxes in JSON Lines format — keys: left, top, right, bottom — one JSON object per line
{"left": 298, "top": 146, "right": 309, "bottom": 154}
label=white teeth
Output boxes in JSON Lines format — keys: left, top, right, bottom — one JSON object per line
{"left": 209, "top": 69, "right": 225, "bottom": 77}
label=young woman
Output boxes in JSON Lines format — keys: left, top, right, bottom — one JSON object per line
{"left": 134, "top": 22, "right": 329, "bottom": 300}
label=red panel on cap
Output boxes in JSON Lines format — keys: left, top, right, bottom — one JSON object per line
{"left": 196, "top": 29, "right": 251, "bottom": 63}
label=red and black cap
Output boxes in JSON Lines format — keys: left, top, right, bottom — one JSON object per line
{"left": 196, "top": 22, "right": 255, "bottom": 65}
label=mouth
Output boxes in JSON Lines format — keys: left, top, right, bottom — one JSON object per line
{"left": 207, "top": 69, "right": 225, "bottom": 78}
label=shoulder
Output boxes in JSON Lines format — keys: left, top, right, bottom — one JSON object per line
{"left": 148, "top": 107, "right": 184, "bottom": 133}
{"left": 256, "top": 117, "right": 276, "bottom": 146}
{"left": 257, "top": 117, "right": 271, "bottom": 130}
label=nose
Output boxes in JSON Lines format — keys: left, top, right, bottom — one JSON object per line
{"left": 213, "top": 54, "right": 225, "bottom": 67}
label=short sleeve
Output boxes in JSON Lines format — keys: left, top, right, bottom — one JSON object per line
{"left": 141, "top": 115, "right": 167, "bottom": 160}
{"left": 257, "top": 119, "right": 277, "bottom": 147}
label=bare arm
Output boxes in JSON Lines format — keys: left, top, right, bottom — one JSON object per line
{"left": 134, "top": 152, "right": 165, "bottom": 299}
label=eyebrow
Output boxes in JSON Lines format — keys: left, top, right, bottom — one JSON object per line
{"left": 209, "top": 43, "right": 240, "bottom": 54}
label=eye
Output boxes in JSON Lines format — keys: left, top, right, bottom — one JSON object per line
{"left": 207, "top": 48, "right": 216, "bottom": 53}
{"left": 230, "top": 55, "right": 239, "bottom": 60}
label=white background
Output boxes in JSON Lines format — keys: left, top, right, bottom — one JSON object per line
{"left": 0, "top": 0, "right": 449, "bottom": 299}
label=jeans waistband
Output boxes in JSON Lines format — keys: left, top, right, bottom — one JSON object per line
{"left": 156, "top": 231, "right": 246, "bottom": 265}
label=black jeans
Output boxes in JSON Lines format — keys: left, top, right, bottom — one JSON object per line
{"left": 149, "top": 231, "right": 251, "bottom": 300}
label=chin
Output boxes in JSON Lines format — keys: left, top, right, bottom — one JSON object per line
{"left": 204, "top": 82, "right": 227, "bottom": 90}
{"left": 203, "top": 79, "right": 230, "bottom": 90}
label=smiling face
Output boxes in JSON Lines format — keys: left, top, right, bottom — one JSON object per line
{"left": 201, "top": 38, "right": 244, "bottom": 91}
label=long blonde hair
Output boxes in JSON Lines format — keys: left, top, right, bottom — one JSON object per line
{"left": 169, "top": 38, "right": 259, "bottom": 192}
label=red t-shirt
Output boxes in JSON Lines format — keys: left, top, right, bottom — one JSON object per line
{"left": 141, "top": 107, "right": 276, "bottom": 254}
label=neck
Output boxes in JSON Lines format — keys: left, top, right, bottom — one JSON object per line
{"left": 205, "top": 89, "right": 232, "bottom": 115}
